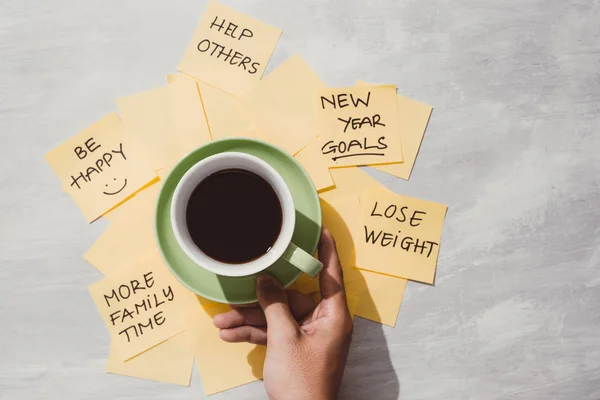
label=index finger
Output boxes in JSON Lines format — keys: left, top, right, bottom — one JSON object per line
{"left": 318, "top": 227, "right": 346, "bottom": 302}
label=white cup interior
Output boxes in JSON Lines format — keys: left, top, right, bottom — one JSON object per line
{"left": 170, "top": 152, "right": 296, "bottom": 277}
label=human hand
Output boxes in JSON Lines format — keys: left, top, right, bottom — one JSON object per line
{"left": 213, "top": 228, "right": 353, "bottom": 400}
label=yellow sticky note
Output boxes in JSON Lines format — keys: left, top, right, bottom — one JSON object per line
{"left": 169, "top": 80, "right": 212, "bottom": 152}
{"left": 320, "top": 198, "right": 356, "bottom": 272}
{"left": 98, "top": 173, "right": 160, "bottom": 220}
{"left": 102, "top": 179, "right": 161, "bottom": 224}
{"left": 166, "top": 73, "right": 193, "bottom": 85}
{"left": 316, "top": 85, "right": 403, "bottom": 168}
{"left": 89, "top": 252, "right": 195, "bottom": 360}
{"left": 357, "top": 81, "right": 433, "bottom": 180}
{"left": 356, "top": 187, "right": 448, "bottom": 284}
{"left": 321, "top": 195, "right": 408, "bottom": 327}
{"left": 349, "top": 267, "right": 407, "bottom": 327}
{"left": 46, "top": 113, "right": 157, "bottom": 222}
{"left": 198, "top": 81, "right": 264, "bottom": 140}
{"left": 106, "top": 331, "right": 194, "bottom": 386}
{"left": 294, "top": 139, "right": 334, "bottom": 191}
{"left": 85, "top": 184, "right": 159, "bottom": 275}
{"left": 319, "top": 166, "right": 385, "bottom": 204}
{"left": 186, "top": 302, "right": 265, "bottom": 395}
{"left": 116, "top": 81, "right": 211, "bottom": 170}
{"left": 166, "top": 73, "right": 264, "bottom": 140}
{"left": 156, "top": 167, "right": 172, "bottom": 180}
{"left": 240, "top": 54, "right": 325, "bottom": 155}
{"left": 178, "top": 0, "right": 282, "bottom": 95}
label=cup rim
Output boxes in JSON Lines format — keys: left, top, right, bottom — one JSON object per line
{"left": 170, "top": 152, "right": 296, "bottom": 277}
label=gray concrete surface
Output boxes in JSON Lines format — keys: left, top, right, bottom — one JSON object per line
{"left": 1, "top": 0, "right": 599, "bottom": 399}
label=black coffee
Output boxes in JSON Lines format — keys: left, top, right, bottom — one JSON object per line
{"left": 185, "top": 168, "right": 283, "bottom": 264}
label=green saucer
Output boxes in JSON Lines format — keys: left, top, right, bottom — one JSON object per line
{"left": 155, "top": 138, "right": 321, "bottom": 304}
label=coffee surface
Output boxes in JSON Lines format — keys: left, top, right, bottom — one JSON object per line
{"left": 186, "top": 168, "right": 282, "bottom": 264}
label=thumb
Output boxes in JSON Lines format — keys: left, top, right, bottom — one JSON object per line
{"left": 318, "top": 227, "right": 346, "bottom": 302}
{"left": 256, "top": 275, "right": 300, "bottom": 339}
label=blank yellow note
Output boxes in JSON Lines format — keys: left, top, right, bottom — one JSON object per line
{"left": 198, "top": 82, "right": 265, "bottom": 140}
{"left": 321, "top": 195, "right": 408, "bottom": 327}
{"left": 167, "top": 73, "right": 265, "bottom": 141}
{"left": 186, "top": 302, "right": 266, "bottom": 395}
{"left": 356, "top": 187, "right": 448, "bottom": 284}
{"left": 294, "top": 139, "right": 334, "bottom": 191}
{"left": 116, "top": 81, "right": 211, "bottom": 170}
{"left": 106, "top": 331, "right": 194, "bottom": 386}
{"left": 169, "top": 79, "right": 212, "bottom": 151}
{"left": 85, "top": 184, "right": 160, "bottom": 276}
{"left": 240, "top": 54, "right": 325, "bottom": 155}
{"left": 319, "top": 166, "right": 384, "bottom": 204}
{"left": 178, "top": 0, "right": 281, "bottom": 95}
{"left": 357, "top": 81, "right": 433, "bottom": 180}
{"left": 46, "top": 113, "right": 157, "bottom": 222}
{"left": 89, "top": 252, "right": 196, "bottom": 360}
{"left": 315, "top": 85, "right": 403, "bottom": 168}
{"left": 348, "top": 266, "right": 407, "bottom": 327}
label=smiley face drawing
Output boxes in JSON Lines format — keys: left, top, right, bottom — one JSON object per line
{"left": 103, "top": 177, "right": 128, "bottom": 196}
